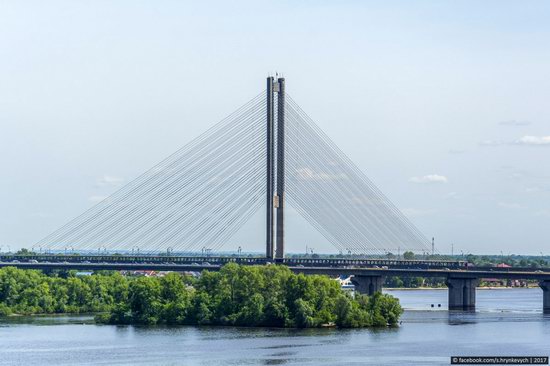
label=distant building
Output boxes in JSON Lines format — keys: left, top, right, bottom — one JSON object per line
{"left": 130, "top": 270, "right": 157, "bottom": 277}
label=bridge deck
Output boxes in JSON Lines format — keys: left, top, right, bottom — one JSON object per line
{"left": 0, "top": 254, "right": 467, "bottom": 269}
{"left": 2, "top": 261, "right": 550, "bottom": 281}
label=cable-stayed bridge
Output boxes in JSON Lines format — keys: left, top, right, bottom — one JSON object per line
{"left": 4, "top": 77, "right": 550, "bottom": 313}
{"left": 36, "top": 77, "right": 431, "bottom": 258}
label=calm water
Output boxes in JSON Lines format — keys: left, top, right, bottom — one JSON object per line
{"left": 1, "top": 288, "right": 549, "bottom": 366}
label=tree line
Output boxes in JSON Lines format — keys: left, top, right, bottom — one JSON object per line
{"left": 0, "top": 264, "right": 403, "bottom": 328}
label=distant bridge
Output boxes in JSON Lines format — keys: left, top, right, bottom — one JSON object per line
{"left": 2, "top": 255, "right": 549, "bottom": 313}
{"left": 17, "top": 77, "right": 549, "bottom": 314}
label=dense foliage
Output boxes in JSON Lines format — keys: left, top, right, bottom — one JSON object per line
{"left": 0, "top": 265, "right": 403, "bottom": 328}
{"left": 462, "top": 254, "right": 548, "bottom": 268}
{"left": 0, "top": 267, "right": 127, "bottom": 315}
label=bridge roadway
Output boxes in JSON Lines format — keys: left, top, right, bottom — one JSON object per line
{"left": 0, "top": 254, "right": 468, "bottom": 270}
{"left": 1, "top": 260, "right": 549, "bottom": 313}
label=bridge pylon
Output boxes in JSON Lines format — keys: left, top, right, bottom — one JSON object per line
{"left": 266, "top": 76, "right": 285, "bottom": 260}
{"left": 266, "top": 77, "right": 275, "bottom": 259}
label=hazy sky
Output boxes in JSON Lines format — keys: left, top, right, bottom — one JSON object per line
{"left": 1, "top": 1, "right": 549, "bottom": 255}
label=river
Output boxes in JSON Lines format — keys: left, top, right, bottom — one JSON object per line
{"left": 1, "top": 288, "right": 548, "bottom": 366}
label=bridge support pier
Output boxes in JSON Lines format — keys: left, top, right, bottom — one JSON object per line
{"left": 351, "top": 275, "right": 385, "bottom": 296}
{"left": 446, "top": 277, "right": 479, "bottom": 311}
{"left": 540, "top": 280, "right": 550, "bottom": 314}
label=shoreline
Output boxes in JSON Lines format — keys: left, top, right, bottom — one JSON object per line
{"left": 384, "top": 286, "right": 538, "bottom": 291}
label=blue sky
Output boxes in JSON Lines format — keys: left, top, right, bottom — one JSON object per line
{"left": 1, "top": 1, "right": 549, "bottom": 254}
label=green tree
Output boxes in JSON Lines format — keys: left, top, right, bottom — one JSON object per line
{"left": 128, "top": 277, "right": 162, "bottom": 324}
{"left": 15, "top": 248, "right": 36, "bottom": 255}
{"left": 160, "top": 273, "right": 192, "bottom": 324}
{"left": 294, "top": 298, "right": 316, "bottom": 328}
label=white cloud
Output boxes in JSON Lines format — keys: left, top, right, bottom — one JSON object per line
{"left": 480, "top": 136, "right": 550, "bottom": 147}
{"left": 480, "top": 139, "right": 505, "bottom": 146}
{"left": 524, "top": 186, "right": 550, "bottom": 193}
{"left": 409, "top": 174, "right": 448, "bottom": 184}
{"left": 401, "top": 208, "right": 437, "bottom": 217}
{"left": 96, "top": 175, "right": 124, "bottom": 187}
{"left": 497, "top": 202, "right": 523, "bottom": 209}
{"left": 88, "top": 195, "right": 108, "bottom": 203}
{"left": 513, "top": 136, "right": 550, "bottom": 146}
{"left": 499, "top": 120, "right": 531, "bottom": 126}
{"left": 296, "top": 168, "right": 348, "bottom": 181}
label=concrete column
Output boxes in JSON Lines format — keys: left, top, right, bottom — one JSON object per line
{"left": 446, "top": 277, "right": 479, "bottom": 311}
{"left": 265, "top": 77, "right": 275, "bottom": 259}
{"left": 351, "top": 275, "right": 385, "bottom": 296}
{"left": 540, "top": 280, "right": 550, "bottom": 314}
{"left": 275, "top": 78, "right": 285, "bottom": 259}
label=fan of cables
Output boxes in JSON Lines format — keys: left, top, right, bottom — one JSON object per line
{"left": 284, "top": 94, "right": 431, "bottom": 255}
{"left": 39, "top": 92, "right": 268, "bottom": 254}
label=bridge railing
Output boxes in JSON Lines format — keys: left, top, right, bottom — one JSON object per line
{"left": 4, "top": 253, "right": 549, "bottom": 272}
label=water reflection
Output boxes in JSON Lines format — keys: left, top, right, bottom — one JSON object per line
{"left": 447, "top": 310, "right": 550, "bottom": 325}
{"left": 263, "top": 359, "right": 288, "bottom": 365}
{"left": 0, "top": 314, "right": 95, "bottom": 326}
